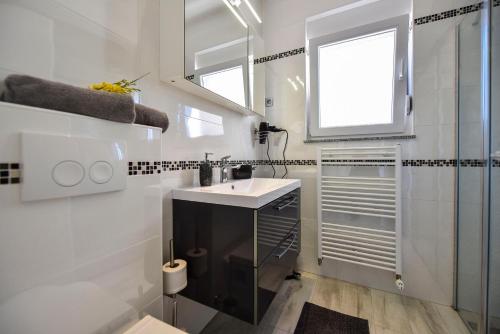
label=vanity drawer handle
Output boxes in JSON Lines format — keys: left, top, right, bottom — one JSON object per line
{"left": 274, "top": 232, "right": 297, "bottom": 260}
{"left": 274, "top": 195, "right": 296, "bottom": 211}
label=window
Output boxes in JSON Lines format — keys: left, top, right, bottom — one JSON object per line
{"left": 195, "top": 58, "right": 248, "bottom": 107}
{"left": 307, "top": 15, "right": 409, "bottom": 138}
{"left": 200, "top": 65, "right": 246, "bottom": 106}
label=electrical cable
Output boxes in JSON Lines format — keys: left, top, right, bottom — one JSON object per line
{"left": 281, "top": 130, "right": 288, "bottom": 179}
{"left": 266, "top": 136, "right": 276, "bottom": 178}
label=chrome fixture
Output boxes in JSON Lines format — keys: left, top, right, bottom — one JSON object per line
{"left": 220, "top": 155, "right": 232, "bottom": 183}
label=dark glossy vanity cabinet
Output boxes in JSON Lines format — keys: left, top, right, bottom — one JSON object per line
{"left": 173, "top": 188, "right": 301, "bottom": 325}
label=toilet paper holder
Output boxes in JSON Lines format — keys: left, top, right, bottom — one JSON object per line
{"left": 164, "top": 239, "right": 187, "bottom": 328}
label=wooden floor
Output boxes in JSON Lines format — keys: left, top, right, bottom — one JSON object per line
{"left": 201, "top": 272, "right": 470, "bottom": 334}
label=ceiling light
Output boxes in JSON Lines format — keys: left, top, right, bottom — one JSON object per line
{"left": 223, "top": 0, "right": 248, "bottom": 28}
{"left": 287, "top": 78, "right": 298, "bottom": 91}
{"left": 243, "top": 0, "right": 262, "bottom": 23}
{"left": 295, "top": 75, "right": 304, "bottom": 87}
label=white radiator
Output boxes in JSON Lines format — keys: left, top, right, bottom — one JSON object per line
{"left": 317, "top": 146, "right": 402, "bottom": 276}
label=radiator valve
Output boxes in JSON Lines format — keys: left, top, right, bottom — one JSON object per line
{"left": 395, "top": 274, "right": 404, "bottom": 291}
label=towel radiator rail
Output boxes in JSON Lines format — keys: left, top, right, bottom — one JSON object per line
{"left": 317, "top": 145, "right": 402, "bottom": 280}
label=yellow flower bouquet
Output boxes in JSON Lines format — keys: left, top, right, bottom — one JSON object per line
{"left": 89, "top": 72, "right": 150, "bottom": 95}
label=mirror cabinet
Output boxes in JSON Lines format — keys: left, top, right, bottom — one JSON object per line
{"left": 160, "top": 0, "right": 265, "bottom": 116}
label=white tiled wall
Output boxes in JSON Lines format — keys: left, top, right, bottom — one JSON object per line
{"left": 0, "top": 0, "right": 484, "bottom": 323}
{"left": 258, "top": 0, "right": 480, "bottom": 305}
{"left": 0, "top": 0, "right": 263, "bottom": 262}
{"left": 0, "top": 103, "right": 163, "bottom": 334}
{"left": 0, "top": 0, "right": 263, "bottom": 331}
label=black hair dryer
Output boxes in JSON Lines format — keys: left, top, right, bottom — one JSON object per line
{"left": 259, "top": 122, "right": 270, "bottom": 144}
{"left": 258, "top": 121, "right": 284, "bottom": 144}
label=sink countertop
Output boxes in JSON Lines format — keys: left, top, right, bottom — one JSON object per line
{"left": 172, "top": 178, "right": 301, "bottom": 208}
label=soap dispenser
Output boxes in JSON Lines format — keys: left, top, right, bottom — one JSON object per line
{"left": 199, "top": 152, "right": 213, "bottom": 186}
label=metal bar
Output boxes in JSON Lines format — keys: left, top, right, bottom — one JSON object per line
{"left": 259, "top": 222, "right": 297, "bottom": 229}
{"left": 322, "top": 236, "right": 396, "bottom": 251}
{"left": 322, "top": 242, "right": 395, "bottom": 257}
{"left": 324, "top": 245, "right": 396, "bottom": 262}
{"left": 322, "top": 194, "right": 396, "bottom": 203}
{"left": 258, "top": 229, "right": 289, "bottom": 239}
{"left": 322, "top": 203, "right": 396, "bottom": 214}
{"left": 322, "top": 231, "right": 395, "bottom": 246}
{"left": 322, "top": 227, "right": 396, "bottom": 240}
{"left": 322, "top": 185, "right": 396, "bottom": 192}
{"left": 322, "top": 190, "right": 396, "bottom": 198}
{"left": 321, "top": 146, "right": 398, "bottom": 151}
{"left": 317, "top": 147, "right": 323, "bottom": 261}
{"left": 259, "top": 224, "right": 294, "bottom": 234}
{"left": 322, "top": 199, "right": 396, "bottom": 209}
{"left": 321, "top": 152, "right": 397, "bottom": 156}
{"left": 395, "top": 144, "right": 402, "bottom": 276}
{"left": 322, "top": 254, "right": 395, "bottom": 272}
{"left": 171, "top": 294, "right": 177, "bottom": 327}
{"left": 322, "top": 180, "right": 396, "bottom": 187}
{"left": 169, "top": 239, "right": 175, "bottom": 268}
{"left": 322, "top": 222, "right": 396, "bottom": 235}
{"left": 322, "top": 176, "right": 396, "bottom": 181}
{"left": 259, "top": 214, "right": 297, "bottom": 221}
{"left": 253, "top": 210, "right": 257, "bottom": 267}
{"left": 322, "top": 208, "right": 396, "bottom": 219}
{"left": 322, "top": 250, "right": 396, "bottom": 268}
{"left": 253, "top": 269, "right": 258, "bottom": 325}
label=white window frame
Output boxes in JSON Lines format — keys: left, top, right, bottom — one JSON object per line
{"left": 194, "top": 57, "right": 249, "bottom": 107}
{"left": 306, "top": 15, "right": 409, "bottom": 138}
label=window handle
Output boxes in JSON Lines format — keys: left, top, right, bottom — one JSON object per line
{"left": 398, "top": 59, "right": 405, "bottom": 80}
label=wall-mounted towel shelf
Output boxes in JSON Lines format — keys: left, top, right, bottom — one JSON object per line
{"left": 317, "top": 146, "right": 402, "bottom": 277}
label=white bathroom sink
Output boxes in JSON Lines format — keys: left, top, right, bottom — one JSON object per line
{"left": 172, "top": 178, "right": 301, "bottom": 208}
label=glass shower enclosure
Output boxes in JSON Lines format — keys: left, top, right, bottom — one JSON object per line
{"left": 455, "top": 1, "right": 499, "bottom": 333}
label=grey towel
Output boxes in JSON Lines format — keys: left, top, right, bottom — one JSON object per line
{"left": 1, "top": 75, "right": 136, "bottom": 123}
{"left": 135, "top": 104, "right": 169, "bottom": 133}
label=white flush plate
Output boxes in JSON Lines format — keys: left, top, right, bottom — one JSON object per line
{"left": 21, "top": 132, "right": 127, "bottom": 201}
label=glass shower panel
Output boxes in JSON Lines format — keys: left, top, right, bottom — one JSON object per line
{"left": 488, "top": 2, "right": 500, "bottom": 333}
{"left": 456, "top": 11, "right": 484, "bottom": 333}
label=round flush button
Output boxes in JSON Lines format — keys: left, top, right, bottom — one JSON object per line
{"left": 89, "top": 161, "right": 113, "bottom": 184}
{"left": 52, "top": 160, "right": 85, "bottom": 187}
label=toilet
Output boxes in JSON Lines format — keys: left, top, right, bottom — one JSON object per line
{"left": 124, "top": 316, "right": 186, "bottom": 334}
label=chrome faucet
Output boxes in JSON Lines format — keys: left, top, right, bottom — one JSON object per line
{"left": 220, "top": 155, "right": 232, "bottom": 183}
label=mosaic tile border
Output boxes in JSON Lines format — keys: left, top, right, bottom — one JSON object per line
{"left": 0, "top": 163, "right": 21, "bottom": 184}
{"left": 414, "top": 2, "right": 483, "bottom": 25}
{"left": 0, "top": 159, "right": 496, "bottom": 185}
{"left": 402, "top": 159, "right": 457, "bottom": 167}
{"left": 128, "top": 159, "right": 319, "bottom": 175}
{"left": 127, "top": 159, "right": 492, "bottom": 174}
{"left": 459, "top": 159, "right": 486, "bottom": 167}
{"left": 250, "top": 3, "right": 487, "bottom": 67}
{"left": 254, "top": 47, "right": 305, "bottom": 65}
{"left": 125, "top": 159, "right": 498, "bottom": 174}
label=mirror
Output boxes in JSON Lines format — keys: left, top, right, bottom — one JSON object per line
{"left": 185, "top": 0, "right": 250, "bottom": 109}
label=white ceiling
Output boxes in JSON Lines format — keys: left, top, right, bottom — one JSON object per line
{"left": 185, "top": 0, "right": 225, "bottom": 21}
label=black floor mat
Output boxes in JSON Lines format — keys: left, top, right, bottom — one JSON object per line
{"left": 294, "top": 302, "right": 370, "bottom": 334}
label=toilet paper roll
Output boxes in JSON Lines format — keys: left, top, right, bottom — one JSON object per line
{"left": 186, "top": 248, "right": 208, "bottom": 278}
{"left": 163, "top": 259, "right": 187, "bottom": 295}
